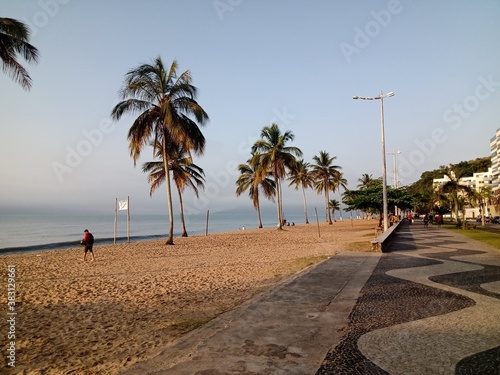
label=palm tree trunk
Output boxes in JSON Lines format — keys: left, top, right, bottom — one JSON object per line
{"left": 302, "top": 186, "right": 309, "bottom": 224}
{"left": 453, "top": 195, "right": 460, "bottom": 225}
{"left": 324, "top": 187, "right": 328, "bottom": 222}
{"left": 275, "top": 174, "right": 283, "bottom": 229}
{"left": 162, "top": 138, "right": 175, "bottom": 245}
{"left": 324, "top": 185, "right": 332, "bottom": 224}
{"left": 278, "top": 181, "right": 284, "bottom": 223}
{"left": 338, "top": 188, "right": 343, "bottom": 221}
{"left": 480, "top": 203, "right": 486, "bottom": 227}
{"left": 177, "top": 186, "right": 188, "bottom": 237}
{"left": 257, "top": 201, "right": 263, "bottom": 228}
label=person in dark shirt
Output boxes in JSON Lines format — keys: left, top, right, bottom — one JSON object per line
{"left": 81, "top": 229, "right": 95, "bottom": 261}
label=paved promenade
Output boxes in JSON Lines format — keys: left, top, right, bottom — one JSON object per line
{"left": 124, "top": 221, "right": 500, "bottom": 375}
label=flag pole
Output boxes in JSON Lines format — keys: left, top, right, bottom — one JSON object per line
{"left": 127, "top": 196, "right": 130, "bottom": 242}
{"left": 315, "top": 207, "right": 321, "bottom": 238}
{"left": 205, "top": 209, "right": 210, "bottom": 236}
{"left": 114, "top": 198, "right": 117, "bottom": 245}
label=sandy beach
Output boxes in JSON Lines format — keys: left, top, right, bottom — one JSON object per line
{"left": 1, "top": 219, "right": 376, "bottom": 374}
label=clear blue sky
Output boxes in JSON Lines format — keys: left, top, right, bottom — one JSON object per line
{"left": 1, "top": 0, "right": 500, "bottom": 217}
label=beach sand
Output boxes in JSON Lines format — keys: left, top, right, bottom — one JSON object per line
{"left": 1, "top": 219, "right": 377, "bottom": 374}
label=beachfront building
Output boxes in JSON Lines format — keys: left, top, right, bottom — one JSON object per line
{"left": 433, "top": 168, "right": 494, "bottom": 219}
{"left": 432, "top": 128, "right": 500, "bottom": 219}
{"left": 490, "top": 127, "right": 500, "bottom": 191}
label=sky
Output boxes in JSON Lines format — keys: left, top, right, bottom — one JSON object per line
{"left": 1, "top": 0, "right": 500, "bottom": 218}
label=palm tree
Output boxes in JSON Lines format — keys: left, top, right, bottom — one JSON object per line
{"left": 356, "top": 173, "right": 380, "bottom": 219}
{"left": 288, "top": 159, "right": 313, "bottom": 224}
{"left": 439, "top": 166, "right": 473, "bottom": 227}
{"left": 328, "top": 199, "right": 340, "bottom": 221}
{"left": 472, "top": 186, "right": 492, "bottom": 227}
{"left": 111, "top": 57, "right": 209, "bottom": 245}
{"left": 251, "top": 123, "right": 302, "bottom": 230}
{"left": 0, "top": 18, "right": 39, "bottom": 90}
{"left": 143, "top": 143, "right": 205, "bottom": 237}
{"left": 235, "top": 156, "right": 275, "bottom": 228}
{"left": 311, "top": 151, "right": 342, "bottom": 224}
{"left": 357, "top": 173, "right": 375, "bottom": 189}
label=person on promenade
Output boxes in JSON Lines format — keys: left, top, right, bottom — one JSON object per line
{"left": 437, "top": 214, "right": 443, "bottom": 227}
{"left": 407, "top": 213, "right": 412, "bottom": 224}
{"left": 81, "top": 229, "right": 95, "bottom": 261}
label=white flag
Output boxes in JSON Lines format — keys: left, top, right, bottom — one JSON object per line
{"left": 118, "top": 199, "right": 128, "bottom": 210}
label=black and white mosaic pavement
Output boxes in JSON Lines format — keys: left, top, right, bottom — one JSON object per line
{"left": 317, "top": 223, "right": 500, "bottom": 375}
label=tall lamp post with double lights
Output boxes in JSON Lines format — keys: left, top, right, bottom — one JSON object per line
{"left": 388, "top": 149, "right": 401, "bottom": 217}
{"left": 353, "top": 91, "right": 395, "bottom": 231}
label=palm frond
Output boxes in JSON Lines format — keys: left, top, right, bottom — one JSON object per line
{"left": 0, "top": 18, "right": 39, "bottom": 90}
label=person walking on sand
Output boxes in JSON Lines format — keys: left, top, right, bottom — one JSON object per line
{"left": 81, "top": 229, "right": 95, "bottom": 261}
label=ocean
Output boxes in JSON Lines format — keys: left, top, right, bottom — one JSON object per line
{"left": 0, "top": 207, "right": 338, "bottom": 255}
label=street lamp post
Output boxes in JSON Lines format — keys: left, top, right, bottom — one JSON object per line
{"left": 388, "top": 149, "right": 401, "bottom": 217}
{"left": 353, "top": 90, "right": 395, "bottom": 231}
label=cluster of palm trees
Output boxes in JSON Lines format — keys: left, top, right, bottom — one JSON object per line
{"left": 6, "top": 17, "right": 500, "bottom": 240}
{"left": 2, "top": 18, "right": 210, "bottom": 245}
{"left": 236, "top": 124, "right": 345, "bottom": 228}
{"left": 111, "top": 57, "right": 209, "bottom": 245}
{"left": 1, "top": 17, "right": 349, "bottom": 239}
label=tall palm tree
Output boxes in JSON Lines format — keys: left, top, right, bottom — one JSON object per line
{"left": 235, "top": 156, "right": 275, "bottom": 228}
{"left": 287, "top": 159, "right": 313, "bottom": 224}
{"left": 439, "top": 166, "right": 473, "bottom": 227}
{"left": 251, "top": 123, "right": 302, "bottom": 230}
{"left": 0, "top": 18, "right": 39, "bottom": 90}
{"left": 143, "top": 143, "right": 205, "bottom": 237}
{"left": 111, "top": 57, "right": 209, "bottom": 245}
{"left": 311, "top": 151, "right": 342, "bottom": 224}
{"left": 472, "top": 186, "right": 492, "bottom": 227}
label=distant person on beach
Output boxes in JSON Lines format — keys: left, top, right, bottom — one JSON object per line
{"left": 81, "top": 229, "right": 95, "bottom": 261}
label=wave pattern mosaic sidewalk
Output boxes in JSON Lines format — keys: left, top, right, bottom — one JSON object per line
{"left": 317, "top": 223, "right": 500, "bottom": 375}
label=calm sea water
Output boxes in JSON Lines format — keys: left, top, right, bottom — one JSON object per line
{"left": 0, "top": 208, "right": 329, "bottom": 255}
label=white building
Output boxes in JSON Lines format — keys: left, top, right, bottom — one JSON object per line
{"left": 433, "top": 168, "right": 494, "bottom": 219}
{"left": 490, "top": 128, "right": 500, "bottom": 191}
{"left": 431, "top": 128, "right": 500, "bottom": 219}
